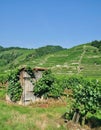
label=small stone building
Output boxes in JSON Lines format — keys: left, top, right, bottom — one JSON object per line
{"left": 20, "top": 68, "right": 47, "bottom": 105}
{"left": 7, "top": 67, "right": 47, "bottom": 105}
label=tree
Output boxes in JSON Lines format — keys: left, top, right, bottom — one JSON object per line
{"left": 91, "top": 40, "right": 101, "bottom": 51}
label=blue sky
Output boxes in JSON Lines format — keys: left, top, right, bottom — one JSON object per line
{"left": 0, "top": 0, "right": 101, "bottom": 48}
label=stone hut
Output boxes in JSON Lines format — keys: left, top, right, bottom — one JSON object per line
{"left": 20, "top": 67, "right": 47, "bottom": 105}
{"left": 6, "top": 67, "right": 47, "bottom": 105}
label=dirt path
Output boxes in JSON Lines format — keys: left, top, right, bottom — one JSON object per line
{"left": 77, "top": 45, "right": 86, "bottom": 73}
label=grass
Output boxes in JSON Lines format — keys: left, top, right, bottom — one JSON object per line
{"left": 0, "top": 87, "right": 67, "bottom": 130}
{"left": 0, "top": 88, "right": 101, "bottom": 130}
{"left": 0, "top": 88, "right": 6, "bottom": 100}
{"left": 0, "top": 100, "right": 101, "bottom": 130}
{"left": 0, "top": 99, "right": 67, "bottom": 130}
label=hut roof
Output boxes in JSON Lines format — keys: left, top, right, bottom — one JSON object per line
{"left": 33, "top": 68, "right": 47, "bottom": 71}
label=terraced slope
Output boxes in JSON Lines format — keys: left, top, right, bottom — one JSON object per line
{"left": 0, "top": 45, "right": 64, "bottom": 73}
{"left": 29, "top": 43, "right": 101, "bottom": 78}
{"left": 0, "top": 41, "right": 101, "bottom": 79}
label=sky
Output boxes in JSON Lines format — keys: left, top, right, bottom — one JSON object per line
{"left": 0, "top": 0, "right": 101, "bottom": 49}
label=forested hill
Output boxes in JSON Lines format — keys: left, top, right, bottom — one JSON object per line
{"left": 0, "top": 40, "right": 101, "bottom": 79}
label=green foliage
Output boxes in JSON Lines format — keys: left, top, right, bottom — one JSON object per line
{"left": 34, "top": 70, "right": 54, "bottom": 97}
{"left": 34, "top": 70, "right": 64, "bottom": 98}
{"left": 91, "top": 40, "right": 101, "bottom": 51}
{"left": 73, "top": 80, "right": 101, "bottom": 113}
{"left": 25, "top": 66, "right": 35, "bottom": 78}
{"left": 7, "top": 69, "right": 23, "bottom": 102}
{"left": 0, "top": 74, "right": 8, "bottom": 84}
{"left": 7, "top": 67, "right": 35, "bottom": 102}
{"left": 0, "top": 45, "right": 4, "bottom": 51}
{"left": 0, "top": 51, "right": 22, "bottom": 66}
{"left": 35, "top": 45, "right": 64, "bottom": 58}
{"left": 65, "top": 76, "right": 85, "bottom": 89}
{"left": 25, "top": 45, "right": 64, "bottom": 60}
{"left": 66, "top": 76, "right": 101, "bottom": 124}
{"left": 0, "top": 89, "right": 6, "bottom": 99}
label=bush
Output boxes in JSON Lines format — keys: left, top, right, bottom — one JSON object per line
{"left": 34, "top": 70, "right": 65, "bottom": 98}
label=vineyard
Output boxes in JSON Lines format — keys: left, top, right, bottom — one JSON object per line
{"left": 0, "top": 67, "right": 100, "bottom": 129}
{"left": 0, "top": 41, "right": 101, "bottom": 130}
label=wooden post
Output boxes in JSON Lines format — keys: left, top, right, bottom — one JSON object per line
{"left": 72, "top": 109, "right": 80, "bottom": 123}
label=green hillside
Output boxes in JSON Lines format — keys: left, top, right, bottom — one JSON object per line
{"left": 0, "top": 40, "right": 101, "bottom": 80}
{"left": 0, "top": 45, "right": 63, "bottom": 73}
{"left": 0, "top": 41, "right": 101, "bottom": 130}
